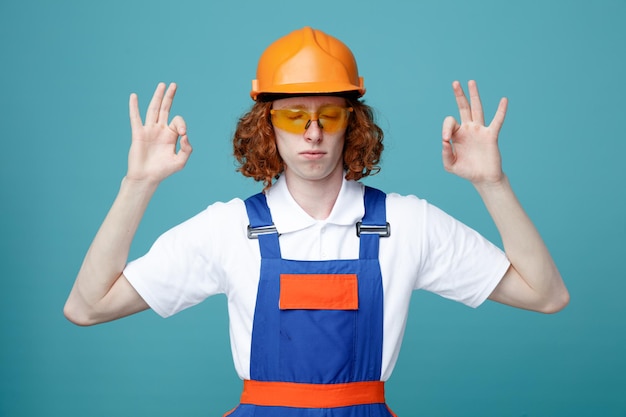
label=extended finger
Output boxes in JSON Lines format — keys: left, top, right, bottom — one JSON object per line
{"left": 145, "top": 82, "right": 167, "bottom": 125}
{"left": 489, "top": 97, "right": 509, "bottom": 135}
{"left": 452, "top": 81, "right": 472, "bottom": 123}
{"left": 159, "top": 83, "right": 177, "bottom": 126}
{"left": 129, "top": 93, "right": 143, "bottom": 132}
{"left": 468, "top": 80, "right": 485, "bottom": 125}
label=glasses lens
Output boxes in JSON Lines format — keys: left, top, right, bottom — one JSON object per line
{"left": 271, "top": 109, "right": 310, "bottom": 133}
{"left": 271, "top": 106, "right": 352, "bottom": 134}
{"left": 318, "top": 106, "right": 350, "bottom": 133}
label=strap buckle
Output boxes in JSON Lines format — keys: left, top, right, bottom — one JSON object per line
{"left": 247, "top": 224, "right": 278, "bottom": 239}
{"left": 356, "top": 222, "right": 391, "bottom": 237}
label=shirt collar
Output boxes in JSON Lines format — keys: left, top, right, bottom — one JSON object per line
{"left": 265, "top": 175, "right": 365, "bottom": 234}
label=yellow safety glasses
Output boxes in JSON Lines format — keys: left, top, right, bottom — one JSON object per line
{"left": 270, "top": 105, "right": 353, "bottom": 134}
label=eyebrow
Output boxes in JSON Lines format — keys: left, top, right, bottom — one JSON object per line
{"left": 274, "top": 103, "right": 343, "bottom": 111}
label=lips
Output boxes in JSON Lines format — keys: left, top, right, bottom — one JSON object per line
{"left": 300, "top": 150, "right": 326, "bottom": 159}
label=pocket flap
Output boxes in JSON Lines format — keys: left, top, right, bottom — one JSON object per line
{"left": 279, "top": 274, "right": 358, "bottom": 310}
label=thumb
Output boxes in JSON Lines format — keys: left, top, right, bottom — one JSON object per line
{"left": 179, "top": 134, "right": 192, "bottom": 156}
{"left": 441, "top": 115, "right": 458, "bottom": 142}
{"left": 441, "top": 139, "right": 455, "bottom": 172}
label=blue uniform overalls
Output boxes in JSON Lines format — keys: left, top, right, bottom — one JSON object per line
{"left": 226, "top": 186, "right": 395, "bottom": 417}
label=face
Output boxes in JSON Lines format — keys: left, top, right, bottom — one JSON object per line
{"left": 272, "top": 96, "right": 349, "bottom": 186}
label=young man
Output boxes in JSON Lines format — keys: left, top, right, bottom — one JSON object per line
{"left": 64, "top": 27, "right": 569, "bottom": 416}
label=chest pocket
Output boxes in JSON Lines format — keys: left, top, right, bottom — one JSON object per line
{"left": 279, "top": 274, "right": 359, "bottom": 310}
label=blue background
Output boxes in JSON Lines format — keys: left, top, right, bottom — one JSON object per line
{"left": 1, "top": 0, "right": 625, "bottom": 416}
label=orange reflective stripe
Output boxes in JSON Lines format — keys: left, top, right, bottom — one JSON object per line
{"left": 240, "top": 380, "right": 385, "bottom": 408}
{"left": 279, "top": 273, "right": 358, "bottom": 310}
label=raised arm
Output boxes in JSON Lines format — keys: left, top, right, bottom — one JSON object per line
{"left": 442, "top": 80, "right": 569, "bottom": 313}
{"left": 64, "top": 82, "right": 192, "bottom": 325}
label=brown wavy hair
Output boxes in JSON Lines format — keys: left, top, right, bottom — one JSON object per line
{"left": 233, "top": 98, "right": 384, "bottom": 189}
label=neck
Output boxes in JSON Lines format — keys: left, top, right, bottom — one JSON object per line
{"left": 283, "top": 169, "right": 344, "bottom": 220}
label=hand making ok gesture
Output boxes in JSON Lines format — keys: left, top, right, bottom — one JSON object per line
{"left": 442, "top": 80, "right": 508, "bottom": 186}
{"left": 127, "top": 82, "right": 192, "bottom": 184}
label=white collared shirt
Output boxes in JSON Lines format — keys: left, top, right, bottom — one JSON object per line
{"left": 125, "top": 175, "right": 509, "bottom": 380}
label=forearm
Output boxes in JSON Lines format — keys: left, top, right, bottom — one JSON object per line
{"left": 474, "top": 175, "right": 569, "bottom": 311}
{"left": 65, "top": 177, "right": 157, "bottom": 321}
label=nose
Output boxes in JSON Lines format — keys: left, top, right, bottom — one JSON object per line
{"left": 304, "top": 119, "right": 323, "bottom": 142}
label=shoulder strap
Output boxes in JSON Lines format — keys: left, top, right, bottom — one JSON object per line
{"left": 244, "top": 192, "right": 281, "bottom": 259}
{"left": 359, "top": 186, "right": 390, "bottom": 259}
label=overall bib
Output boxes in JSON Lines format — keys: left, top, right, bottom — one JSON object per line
{"left": 226, "top": 186, "right": 395, "bottom": 417}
